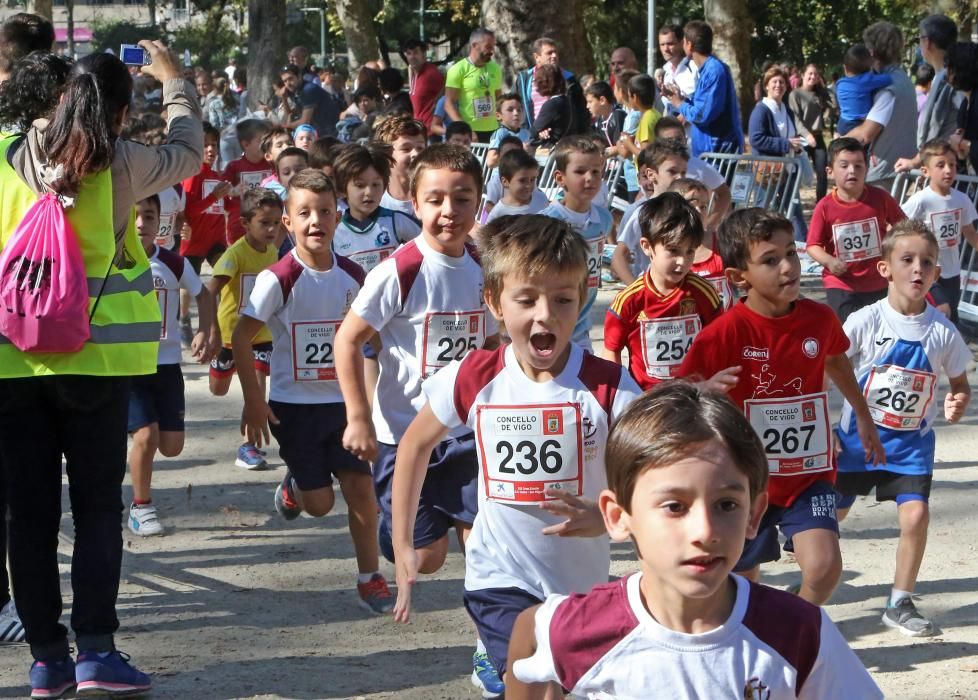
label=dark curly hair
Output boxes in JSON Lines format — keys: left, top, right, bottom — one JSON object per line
{"left": 0, "top": 51, "right": 72, "bottom": 132}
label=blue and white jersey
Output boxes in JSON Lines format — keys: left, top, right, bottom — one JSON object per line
{"left": 332, "top": 206, "right": 421, "bottom": 274}
{"left": 539, "top": 201, "right": 614, "bottom": 351}
{"left": 837, "top": 299, "right": 971, "bottom": 476}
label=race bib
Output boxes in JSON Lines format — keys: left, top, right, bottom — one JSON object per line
{"left": 156, "top": 213, "right": 176, "bottom": 249}
{"left": 347, "top": 246, "right": 394, "bottom": 273}
{"left": 240, "top": 171, "right": 268, "bottom": 191}
{"left": 832, "top": 218, "right": 881, "bottom": 263}
{"left": 639, "top": 314, "right": 701, "bottom": 379}
{"left": 155, "top": 289, "right": 168, "bottom": 339}
{"left": 745, "top": 392, "right": 831, "bottom": 475}
{"left": 238, "top": 274, "right": 257, "bottom": 313}
{"left": 203, "top": 179, "right": 225, "bottom": 214}
{"left": 930, "top": 209, "right": 961, "bottom": 250}
{"left": 472, "top": 95, "right": 493, "bottom": 120}
{"left": 475, "top": 403, "right": 583, "bottom": 503}
{"left": 731, "top": 170, "right": 752, "bottom": 203}
{"left": 586, "top": 236, "right": 605, "bottom": 289}
{"left": 863, "top": 365, "right": 936, "bottom": 431}
{"left": 421, "top": 310, "right": 485, "bottom": 378}
{"left": 292, "top": 321, "right": 341, "bottom": 381}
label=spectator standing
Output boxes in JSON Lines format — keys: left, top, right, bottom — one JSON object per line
{"left": 288, "top": 45, "right": 320, "bottom": 85}
{"left": 845, "top": 22, "right": 917, "bottom": 187}
{"left": 404, "top": 39, "right": 444, "bottom": 130}
{"left": 947, "top": 42, "right": 978, "bottom": 173}
{"left": 608, "top": 46, "right": 639, "bottom": 90}
{"left": 664, "top": 21, "right": 743, "bottom": 156}
{"left": 656, "top": 25, "right": 696, "bottom": 118}
{"left": 529, "top": 65, "right": 571, "bottom": 149}
{"left": 514, "top": 38, "right": 588, "bottom": 135}
{"left": 444, "top": 28, "right": 503, "bottom": 142}
{"left": 789, "top": 63, "right": 836, "bottom": 201}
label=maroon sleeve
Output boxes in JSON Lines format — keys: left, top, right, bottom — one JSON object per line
{"left": 806, "top": 197, "right": 831, "bottom": 250}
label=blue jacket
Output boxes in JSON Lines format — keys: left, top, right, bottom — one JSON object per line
{"left": 678, "top": 55, "right": 743, "bottom": 156}
{"left": 748, "top": 101, "right": 797, "bottom": 156}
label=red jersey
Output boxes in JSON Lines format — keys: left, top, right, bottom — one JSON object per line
{"left": 409, "top": 62, "right": 445, "bottom": 130}
{"left": 605, "top": 271, "right": 722, "bottom": 390}
{"left": 223, "top": 156, "right": 274, "bottom": 243}
{"left": 690, "top": 250, "right": 734, "bottom": 310}
{"left": 679, "top": 299, "right": 849, "bottom": 507}
{"left": 806, "top": 186, "right": 904, "bottom": 293}
{"left": 181, "top": 163, "right": 229, "bottom": 258}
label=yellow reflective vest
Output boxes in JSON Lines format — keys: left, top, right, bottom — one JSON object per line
{"left": 0, "top": 135, "right": 160, "bottom": 377}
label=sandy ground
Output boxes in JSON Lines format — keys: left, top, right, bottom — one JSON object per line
{"left": 2, "top": 279, "right": 978, "bottom": 700}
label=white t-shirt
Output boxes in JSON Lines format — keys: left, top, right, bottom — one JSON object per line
{"left": 762, "top": 97, "right": 797, "bottom": 141}
{"left": 686, "top": 156, "right": 726, "bottom": 190}
{"left": 156, "top": 184, "right": 187, "bottom": 250}
{"left": 150, "top": 245, "right": 202, "bottom": 365}
{"left": 618, "top": 195, "right": 650, "bottom": 278}
{"left": 484, "top": 190, "right": 551, "bottom": 223}
{"left": 901, "top": 187, "right": 978, "bottom": 278}
{"left": 243, "top": 250, "right": 365, "bottom": 404}
{"left": 539, "top": 201, "right": 614, "bottom": 350}
{"left": 865, "top": 89, "right": 896, "bottom": 127}
{"left": 379, "top": 191, "right": 418, "bottom": 221}
{"left": 514, "top": 573, "right": 883, "bottom": 699}
{"left": 424, "top": 343, "right": 639, "bottom": 597}
{"left": 486, "top": 170, "right": 504, "bottom": 205}
{"left": 352, "top": 235, "right": 499, "bottom": 444}
{"left": 333, "top": 206, "right": 421, "bottom": 274}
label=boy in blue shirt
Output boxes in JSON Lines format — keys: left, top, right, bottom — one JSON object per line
{"left": 835, "top": 44, "right": 893, "bottom": 135}
{"left": 487, "top": 93, "right": 531, "bottom": 168}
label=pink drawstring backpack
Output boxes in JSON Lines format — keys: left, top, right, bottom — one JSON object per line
{"left": 0, "top": 192, "right": 93, "bottom": 352}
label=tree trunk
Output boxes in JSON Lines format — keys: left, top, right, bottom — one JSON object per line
{"left": 246, "top": 0, "right": 286, "bottom": 112}
{"left": 65, "top": 0, "right": 76, "bottom": 59}
{"left": 481, "top": 0, "right": 595, "bottom": 83}
{"left": 148, "top": 0, "right": 157, "bottom": 28}
{"left": 703, "top": 0, "right": 753, "bottom": 136}
{"left": 29, "top": 0, "right": 51, "bottom": 20}
{"left": 334, "top": 0, "right": 381, "bottom": 72}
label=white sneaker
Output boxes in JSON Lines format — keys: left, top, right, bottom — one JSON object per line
{"left": 0, "top": 599, "right": 25, "bottom": 643}
{"left": 128, "top": 503, "right": 163, "bottom": 537}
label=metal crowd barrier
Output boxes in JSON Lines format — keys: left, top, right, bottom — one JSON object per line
{"left": 892, "top": 170, "right": 978, "bottom": 324}
{"left": 700, "top": 152, "right": 804, "bottom": 219}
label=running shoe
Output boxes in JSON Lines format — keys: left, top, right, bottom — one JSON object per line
{"left": 471, "top": 650, "right": 504, "bottom": 698}
{"left": 882, "top": 597, "right": 935, "bottom": 637}
{"left": 356, "top": 573, "right": 394, "bottom": 614}
{"left": 128, "top": 503, "right": 163, "bottom": 537}
{"left": 234, "top": 443, "right": 267, "bottom": 470}
{"left": 179, "top": 316, "right": 193, "bottom": 349}
{"left": 29, "top": 655, "right": 75, "bottom": 699}
{"left": 274, "top": 472, "right": 301, "bottom": 520}
{"left": 75, "top": 649, "right": 151, "bottom": 697}
{"left": 0, "top": 599, "right": 25, "bottom": 643}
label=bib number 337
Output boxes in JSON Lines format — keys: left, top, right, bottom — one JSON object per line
{"left": 745, "top": 392, "right": 831, "bottom": 475}
{"left": 475, "top": 403, "right": 583, "bottom": 502}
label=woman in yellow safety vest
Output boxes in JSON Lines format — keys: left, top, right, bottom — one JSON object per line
{"left": 0, "top": 41, "right": 201, "bottom": 696}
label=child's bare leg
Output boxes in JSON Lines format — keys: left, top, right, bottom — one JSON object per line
{"left": 158, "top": 431, "right": 185, "bottom": 458}
{"left": 791, "top": 528, "right": 842, "bottom": 605}
{"left": 338, "top": 470, "right": 380, "bottom": 574}
{"left": 416, "top": 535, "right": 450, "bottom": 574}
{"left": 294, "top": 485, "right": 336, "bottom": 518}
{"left": 128, "top": 424, "right": 158, "bottom": 503}
{"left": 894, "top": 499, "right": 929, "bottom": 593}
{"left": 210, "top": 372, "right": 232, "bottom": 396}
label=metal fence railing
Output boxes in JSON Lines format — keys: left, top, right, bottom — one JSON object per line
{"left": 700, "top": 152, "right": 804, "bottom": 219}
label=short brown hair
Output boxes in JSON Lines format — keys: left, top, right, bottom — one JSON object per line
{"left": 881, "top": 218, "right": 939, "bottom": 261}
{"left": 553, "top": 134, "right": 604, "bottom": 172}
{"left": 286, "top": 168, "right": 338, "bottom": 208}
{"left": 534, "top": 64, "right": 566, "bottom": 97}
{"left": 410, "top": 144, "right": 483, "bottom": 199}
{"left": 241, "top": 187, "right": 283, "bottom": 221}
{"left": 372, "top": 113, "right": 427, "bottom": 144}
{"left": 761, "top": 66, "right": 787, "bottom": 91}
{"left": 260, "top": 126, "right": 292, "bottom": 155}
{"left": 481, "top": 214, "right": 589, "bottom": 309}
{"left": 332, "top": 144, "right": 394, "bottom": 195}
{"left": 918, "top": 138, "right": 956, "bottom": 167}
{"left": 644, "top": 138, "right": 689, "bottom": 171}
{"left": 274, "top": 146, "right": 309, "bottom": 174}
{"left": 667, "top": 177, "right": 709, "bottom": 199}
{"left": 638, "top": 192, "right": 704, "bottom": 248}
{"left": 717, "top": 207, "right": 793, "bottom": 270}
{"left": 605, "top": 381, "right": 768, "bottom": 513}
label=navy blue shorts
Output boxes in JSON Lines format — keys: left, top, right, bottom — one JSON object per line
{"left": 835, "top": 470, "right": 931, "bottom": 509}
{"left": 375, "top": 434, "right": 479, "bottom": 563}
{"left": 268, "top": 401, "right": 370, "bottom": 491}
{"left": 464, "top": 587, "right": 542, "bottom": 675}
{"left": 735, "top": 480, "right": 839, "bottom": 571}
{"left": 128, "top": 363, "right": 185, "bottom": 432}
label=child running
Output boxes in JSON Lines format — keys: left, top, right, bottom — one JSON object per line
{"left": 680, "top": 208, "right": 884, "bottom": 605}
{"left": 232, "top": 170, "right": 394, "bottom": 614}
{"left": 335, "top": 144, "right": 501, "bottom": 695}
{"left": 507, "top": 382, "right": 883, "bottom": 699}
{"left": 224, "top": 119, "right": 274, "bottom": 242}
{"left": 604, "top": 192, "right": 722, "bottom": 389}
{"left": 391, "top": 215, "right": 640, "bottom": 695}
{"left": 129, "top": 195, "right": 215, "bottom": 536}
{"left": 539, "top": 135, "right": 614, "bottom": 351}
{"left": 208, "top": 188, "right": 281, "bottom": 470}
{"left": 835, "top": 219, "right": 971, "bottom": 637}
{"left": 374, "top": 114, "right": 427, "bottom": 221}
{"left": 484, "top": 149, "right": 549, "bottom": 223}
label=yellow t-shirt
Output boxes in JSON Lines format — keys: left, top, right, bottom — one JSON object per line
{"left": 635, "top": 108, "right": 661, "bottom": 147}
{"left": 212, "top": 236, "right": 277, "bottom": 345}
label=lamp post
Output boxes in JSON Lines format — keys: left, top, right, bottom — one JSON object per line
{"left": 300, "top": 6, "right": 326, "bottom": 65}
{"left": 414, "top": 0, "right": 440, "bottom": 44}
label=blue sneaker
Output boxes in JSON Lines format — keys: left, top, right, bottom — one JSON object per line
{"left": 471, "top": 650, "right": 504, "bottom": 698}
{"left": 29, "top": 656, "right": 76, "bottom": 699}
{"left": 234, "top": 443, "right": 267, "bottom": 470}
{"left": 75, "top": 649, "right": 151, "bottom": 697}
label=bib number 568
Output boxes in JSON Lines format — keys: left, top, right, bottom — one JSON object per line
{"left": 496, "top": 440, "right": 563, "bottom": 475}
